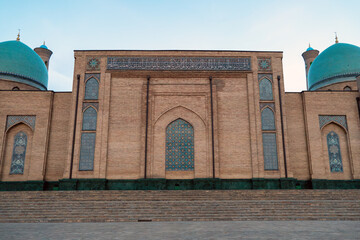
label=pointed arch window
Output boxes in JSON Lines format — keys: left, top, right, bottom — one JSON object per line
{"left": 261, "top": 107, "right": 275, "bottom": 130}
{"left": 327, "top": 131, "right": 343, "bottom": 172}
{"left": 10, "top": 131, "right": 27, "bottom": 174}
{"left": 259, "top": 78, "right": 273, "bottom": 101}
{"left": 82, "top": 107, "right": 97, "bottom": 131}
{"left": 84, "top": 77, "right": 99, "bottom": 100}
{"left": 165, "top": 119, "right": 194, "bottom": 171}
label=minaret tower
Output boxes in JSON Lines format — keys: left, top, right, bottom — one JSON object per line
{"left": 302, "top": 43, "right": 319, "bottom": 90}
{"left": 34, "top": 41, "right": 53, "bottom": 70}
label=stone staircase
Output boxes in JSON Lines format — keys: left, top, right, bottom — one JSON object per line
{"left": 0, "top": 190, "right": 359, "bottom": 222}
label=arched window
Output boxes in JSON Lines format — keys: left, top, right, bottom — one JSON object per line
{"left": 343, "top": 86, "right": 351, "bottom": 91}
{"left": 82, "top": 107, "right": 97, "bottom": 131}
{"left": 259, "top": 78, "right": 273, "bottom": 100}
{"left": 327, "top": 131, "right": 343, "bottom": 172}
{"left": 165, "top": 119, "right": 194, "bottom": 171}
{"left": 261, "top": 108, "right": 275, "bottom": 130}
{"left": 262, "top": 133, "right": 278, "bottom": 170}
{"left": 84, "top": 77, "right": 99, "bottom": 100}
{"left": 10, "top": 131, "right": 27, "bottom": 174}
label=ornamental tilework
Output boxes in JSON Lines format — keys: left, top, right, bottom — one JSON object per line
{"left": 6, "top": 116, "right": 36, "bottom": 131}
{"left": 10, "top": 131, "right": 27, "bottom": 174}
{"left": 261, "top": 108, "right": 275, "bottom": 131}
{"left": 107, "top": 57, "right": 251, "bottom": 71}
{"left": 319, "top": 115, "right": 347, "bottom": 130}
{"left": 85, "top": 73, "right": 100, "bottom": 82}
{"left": 86, "top": 57, "right": 100, "bottom": 71}
{"left": 82, "top": 107, "right": 97, "bottom": 131}
{"left": 259, "top": 78, "right": 273, "bottom": 101}
{"left": 84, "top": 78, "right": 99, "bottom": 100}
{"left": 258, "top": 58, "right": 272, "bottom": 71}
{"left": 165, "top": 119, "right": 194, "bottom": 171}
{"left": 79, "top": 132, "right": 96, "bottom": 171}
{"left": 82, "top": 102, "right": 99, "bottom": 111}
{"left": 327, "top": 131, "right": 343, "bottom": 172}
{"left": 262, "top": 133, "right": 278, "bottom": 170}
{"left": 260, "top": 102, "right": 275, "bottom": 111}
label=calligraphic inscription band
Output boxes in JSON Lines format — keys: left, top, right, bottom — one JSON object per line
{"left": 107, "top": 57, "right": 251, "bottom": 71}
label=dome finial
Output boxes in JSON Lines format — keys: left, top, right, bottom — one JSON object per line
{"left": 335, "top": 32, "right": 339, "bottom": 44}
{"left": 309, "top": 43, "right": 311, "bottom": 48}
{"left": 43, "top": 41, "right": 45, "bottom": 45}
{"left": 16, "top": 29, "right": 20, "bottom": 41}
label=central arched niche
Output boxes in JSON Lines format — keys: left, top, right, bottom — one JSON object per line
{"left": 151, "top": 106, "right": 210, "bottom": 179}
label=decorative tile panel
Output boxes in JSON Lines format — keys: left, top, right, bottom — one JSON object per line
{"left": 319, "top": 115, "right": 347, "bottom": 130}
{"left": 82, "top": 107, "right": 97, "bottom": 131}
{"left": 6, "top": 116, "right": 36, "bottom": 131}
{"left": 86, "top": 57, "right": 100, "bottom": 71}
{"left": 327, "top": 131, "right": 343, "bottom": 172}
{"left": 262, "top": 133, "right": 278, "bottom": 170}
{"left": 261, "top": 108, "right": 276, "bottom": 131}
{"left": 85, "top": 73, "right": 100, "bottom": 82}
{"left": 259, "top": 78, "right": 273, "bottom": 101}
{"left": 79, "top": 132, "right": 96, "bottom": 171}
{"left": 166, "top": 119, "right": 194, "bottom": 171}
{"left": 258, "top": 57, "right": 272, "bottom": 71}
{"left": 82, "top": 102, "right": 99, "bottom": 111}
{"left": 10, "top": 131, "right": 27, "bottom": 174}
{"left": 260, "top": 102, "right": 275, "bottom": 111}
{"left": 107, "top": 57, "right": 251, "bottom": 71}
{"left": 84, "top": 78, "right": 99, "bottom": 100}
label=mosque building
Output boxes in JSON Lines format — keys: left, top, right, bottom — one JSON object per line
{"left": 0, "top": 34, "right": 359, "bottom": 190}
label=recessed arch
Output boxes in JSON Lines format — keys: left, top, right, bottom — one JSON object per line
{"left": 320, "top": 121, "right": 348, "bottom": 134}
{"left": 321, "top": 123, "right": 352, "bottom": 179}
{"left": 155, "top": 105, "right": 206, "bottom": 127}
{"left": 151, "top": 105, "right": 210, "bottom": 179}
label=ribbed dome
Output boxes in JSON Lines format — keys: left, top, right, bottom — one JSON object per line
{"left": 0, "top": 40, "right": 48, "bottom": 90}
{"left": 308, "top": 43, "right": 360, "bottom": 90}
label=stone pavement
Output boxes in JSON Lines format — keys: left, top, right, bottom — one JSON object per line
{"left": 0, "top": 221, "right": 359, "bottom": 240}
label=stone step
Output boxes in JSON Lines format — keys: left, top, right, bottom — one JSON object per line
{"left": 0, "top": 190, "right": 359, "bottom": 222}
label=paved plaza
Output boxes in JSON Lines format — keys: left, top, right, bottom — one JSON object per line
{"left": 0, "top": 221, "right": 359, "bottom": 240}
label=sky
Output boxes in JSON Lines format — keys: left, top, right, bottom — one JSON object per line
{"left": 1, "top": 0, "right": 360, "bottom": 92}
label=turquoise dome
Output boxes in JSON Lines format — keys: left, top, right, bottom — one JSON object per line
{"left": 0, "top": 40, "right": 48, "bottom": 90}
{"left": 40, "top": 44, "right": 48, "bottom": 49}
{"left": 306, "top": 46, "right": 314, "bottom": 51}
{"left": 308, "top": 43, "right": 360, "bottom": 90}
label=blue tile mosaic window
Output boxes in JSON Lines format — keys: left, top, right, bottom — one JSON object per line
{"left": 84, "top": 78, "right": 99, "bottom": 100}
{"left": 165, "top": 119, "right": 194, "bottom": 171}
{"left": 327, "top": 131, "right": 343, "bottom": 172}
{"left": 82, "top": 107, "right": 97, "bottom": 131}
{"left": 10, "top": 131, "right": 27, "bottom": 174}
{"left": 79, "top": 132, "right": 96, "bottom": 171}
{"left": 259, "top": 78, "right": 273, "bottom": 101}
{"left": 261, "top": 108, "right": 275, "bottom": 131}
{"left": 262, "top": 133, "right": 278, "bottom": 170}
